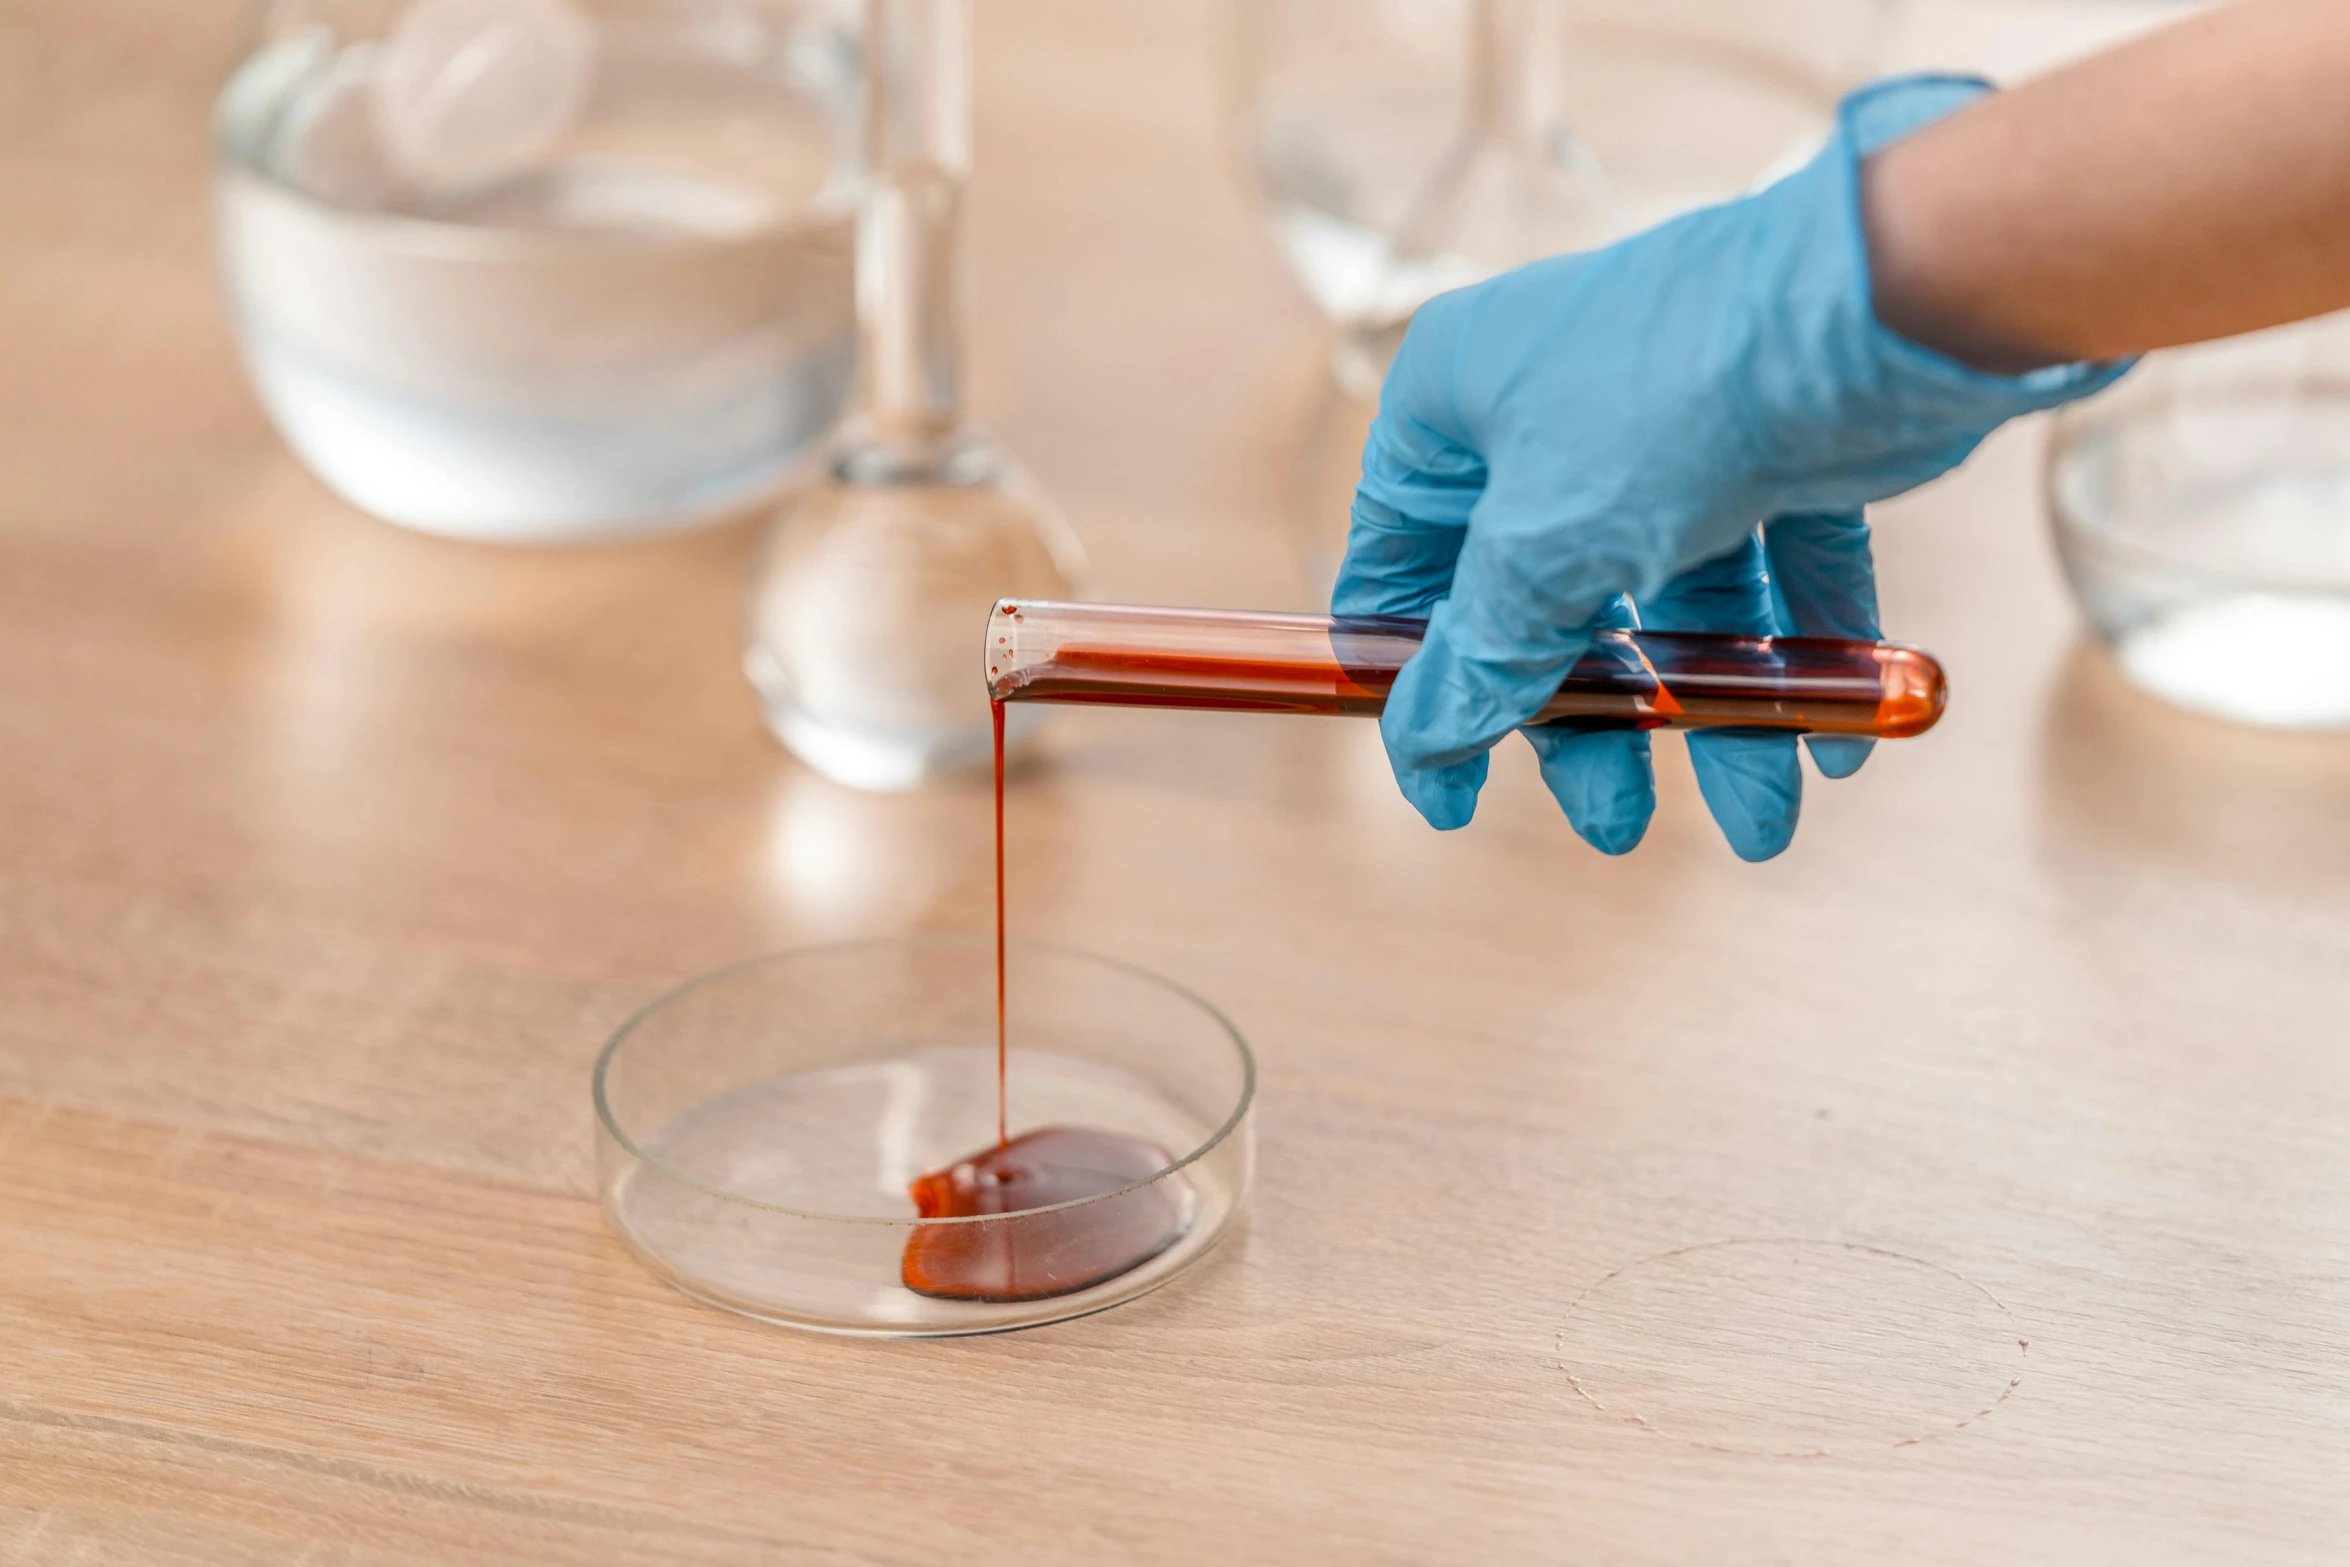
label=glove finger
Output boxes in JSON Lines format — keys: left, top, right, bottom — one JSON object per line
{"left": 1381, "top": 447, "right": 1645, "bottom": 776}
{"left": 1642, "top": 530, "right": 1776, "bottom": 631}
{"left": 1764, "top": 508, "right": 1879, "bottom": 637}
{"left": 1524, "top": 726, "right": 1655, "bottom": 854}
{"left": 1764, "top": 508, "right": 1879, "bottom": 781}
{"left": 1799, "top": 738, "right": 1874, "bottom": 781}
{"left": 1392, "top": 751, "right": 1488, "bottom": 832}
{"left": 1335, "top": 484, "right": 1469, "bottom": 621}
{"left": 1643, "top": 537, "right": 1804, "bottom": 862}
{"left": 1522, "top": 593, "right": 1652, "bottom": 853}
{"left": 1342, "top": 293, "right": 1526, "bottom": 825}
{"left": 1332, "top": 293, "right": 1488, "bottom": 620}
{"left": 1687, "top": 730, "right": 1803, "bottom": 862}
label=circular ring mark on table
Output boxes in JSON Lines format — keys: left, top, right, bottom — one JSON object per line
{"left": 1556, "top": 1239, "right": 2026, "bottom": 1458}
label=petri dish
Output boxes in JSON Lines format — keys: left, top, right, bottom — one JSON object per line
{"left": 594, "top": 937, "right": 1254, "bottom": 1335}
{"left": 2048, "top": 317, "right": 2350, "bottom": 728}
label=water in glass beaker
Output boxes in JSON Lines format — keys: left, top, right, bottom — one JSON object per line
{"left": 213, "top": 1, "right": 862, "bottom": 541}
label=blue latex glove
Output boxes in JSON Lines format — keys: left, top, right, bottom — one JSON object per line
{"left": 1335, "top": 76, "right": 2130, "bottom": 860}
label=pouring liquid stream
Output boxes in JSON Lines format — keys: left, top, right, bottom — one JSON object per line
{"left": 993, "top": 697, "right": 1007, "bottom": 1150}
{"left": 905, "top": 600, "right": 1948, "bottom": 1303}
{"left": 897, "top": 695, "right": 1185, "bottom": 1303}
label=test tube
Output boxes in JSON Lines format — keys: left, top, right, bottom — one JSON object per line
{"left": 986, "top": 600, "right": 1946, "bottom": 738}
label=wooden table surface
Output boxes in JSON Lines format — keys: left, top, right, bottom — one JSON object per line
{"left": 5, "top": 0, "right": 2346, "bottom": 1561}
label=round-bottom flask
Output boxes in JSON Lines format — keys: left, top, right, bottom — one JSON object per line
{"left": 746, "top": 431, "right": 1083, "bottom": 789}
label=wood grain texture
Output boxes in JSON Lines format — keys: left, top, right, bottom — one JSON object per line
{"left": 4, "top": 0, "right": 2348, "bottom": 1561}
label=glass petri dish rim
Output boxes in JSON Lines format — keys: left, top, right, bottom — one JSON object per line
{"left": 592, "top": 934, "right": 1257, "bottom": 1226}
{"left": 2046, "top": 374, "right": 2350, "bottom": 592}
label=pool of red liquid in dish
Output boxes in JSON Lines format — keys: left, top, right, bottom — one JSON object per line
{"left": 901, "top": 1125, "right": 1188, "bottom": 1302}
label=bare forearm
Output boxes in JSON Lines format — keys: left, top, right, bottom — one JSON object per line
{"left": 1866, "top": 0, "right": 2350, "bottom": 371}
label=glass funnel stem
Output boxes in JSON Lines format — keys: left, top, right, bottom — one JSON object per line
{"left": 1466, "top": 0, "right": 1534, "bottom": 144}
{"left": 1390, "top": 0, "right": 1546, "bottom": 260}
{"left": 854, "top": 0, "right": 973, "bottom": 465}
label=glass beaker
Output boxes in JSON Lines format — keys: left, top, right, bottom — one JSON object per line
{"left": 2048, "top": 314, "right": 2350, "bottom": 729}
{"left": 213, "top": 0, "right": 862, "bottom": 541}
{"left": 1230, "top": 0, "right": 1886, "bottom": 394}
{"left": 743, "top": 0, "right": 1084, "bottom": 791}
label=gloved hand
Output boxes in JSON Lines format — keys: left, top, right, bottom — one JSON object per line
{"left": 1335, "top": 76, "right": 2129, "bottom": 860}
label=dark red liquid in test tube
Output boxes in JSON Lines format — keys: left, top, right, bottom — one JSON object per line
{"left": 982, "top": 600, "right": 1946, "bottom": 737}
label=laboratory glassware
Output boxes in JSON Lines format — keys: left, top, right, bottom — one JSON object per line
{"left": 1231, "top": 0, "right": 1886, "bottom": 394}
{"left": 744, "top": 0, "right": 1083, "bottom": 790}
{"left": 2048, "top": 314, "right": 2350, "bottom": 728}
{"left": 987, "top": 600, "right": 1948, "bottom": 738}
{"left": 213, "top": 0, "right": 863, "bottom": 541}
{"left": 595, "top": 937, "right": 1254, "bottom": 1334}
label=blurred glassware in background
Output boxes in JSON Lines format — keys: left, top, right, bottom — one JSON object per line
{"left": 1875, "top": 0, "right": 2208, "bottom": 88}
{"left": 744, "top": 0, "right": 1084, "bottom": 791}
{"left": 2048, "top": 314, "right": 2350, "bottom": 729}
{"left": 1281, "top": 359, "right": 1379, "bottom": 607}
{"left": 2037, "top": 640, "right": 2350, "bottom": 910}
{"left": 213, "top": 0, "right": 861, "bottom": 542}
{"left": 1230, "top": 0, "right": 1888, "bottom": 395}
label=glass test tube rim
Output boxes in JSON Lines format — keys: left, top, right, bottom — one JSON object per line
{"left": 2047, "top": 378, "right": 2350, "bottom": 592}
{"left": 592, "top": 934, "right": 1257, "bottom": 1226}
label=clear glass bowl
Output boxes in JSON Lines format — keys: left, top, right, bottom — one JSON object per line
{"left": 595, "top": 938, "right": 1255, "bottom": 1335}
{"left": 213, "top": 0, "right": 861, "bottom": 541}
{"left": 2048, "top": 315, "right": 2350, "bottom": 728}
